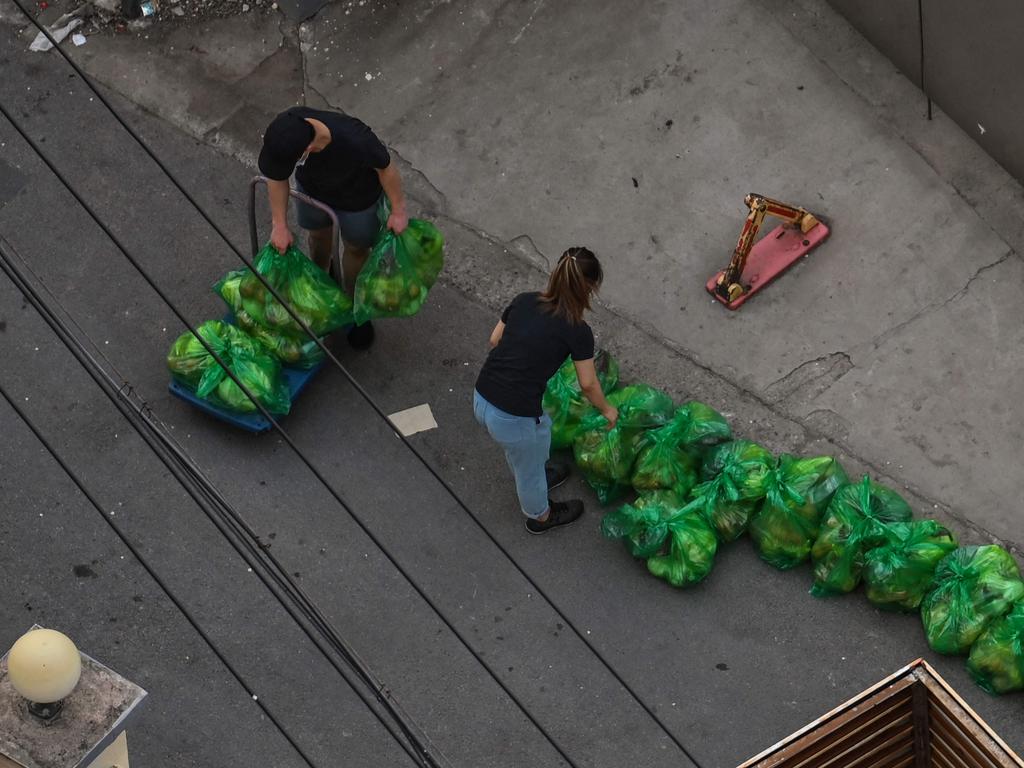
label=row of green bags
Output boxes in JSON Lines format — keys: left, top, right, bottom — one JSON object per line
{"left": 566, "top": 353, "right": 1024, "bottom": 695}
{"left": 166, "top": 320, "right": 291, "bottom": 415}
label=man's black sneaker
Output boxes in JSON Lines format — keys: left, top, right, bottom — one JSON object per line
{"left": 347, "top": 321, "right": 375, "bottom": 350}
{"left": 545, "top": 461, "right": 570, "bottom": 490}
{"left": 525, "top": 499, "right": 584, "bottom": 535}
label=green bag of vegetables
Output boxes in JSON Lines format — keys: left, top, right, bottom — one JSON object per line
{"left": 353, "top": 206, "right": 444, "bottom": 323}
{"left": 601, "top": 492, "right": 689, "bottom": 559}
{"left": 700, "top": 440, "right": 774, "bottom": 491}
{"left": 667, "top": 401, "right": 732, "bottom": 447}
{"left": 810, "top": 475, "right": 913, "bottom": 596}
{"left": 573, "top": 385, "right": 675, "bottom": 504}
{"left": 543, "top": 350, "right": 620, "bottom": 450}
{"left": 862, "top": 520, "right": 958, "bottom": 611}
{"left": 167, "top": 320, "right": 290, "bottom": 415}
{"left": 967, "top": 600, "right": 1024, "bottom": 694}
{"left": 689, "top": 471, "right": 760, "bottom": 543}
{"left": 611, "top": 384, "right": 675, "bottom": 431}
{"left": 630, "top": 401, "right": 729, "bottom": 495}
{"left": 748, "top": 454, "right": 847, "bottom": 570}
{"left": 630, "top": 426, "right": 700, "bottom": 496}
{"left": 646, "top": 508, "right": 718, "bottom": 588}
{"left": 921, "top": 545, "right": 1024, "bottom": 655}
{"left": 215, "top": 244, "right": 354, "bottom": 341}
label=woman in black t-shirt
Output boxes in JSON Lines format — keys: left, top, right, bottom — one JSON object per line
{"left": 473, "top": 247, "right": 619, "bottom": 534}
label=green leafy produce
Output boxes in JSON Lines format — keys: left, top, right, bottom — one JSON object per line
{"left": 353, "top": 213, "right": 444, "bottom": 323}
{"left": 921, "top": 545, "right": 1024, "bottom": 655}
{"left": 167, "top": 320, "right": 290, "bottom": 415}
{"left": 573, "top": 384, "right": 675, "bottom": 504}
{"left": 667, "top": 401, "right": 732, "bottom": 447}
{"left": 748, "top": 455, "right": 847, "bottom": 569}
{"left": 967, "top": 600, "right": 1024, "bottom": 694}
{"left": 700, "top": 440, "right": 774, "bottom": 493}
{"left": 215, "top": 244, "right": 354, "bottom": 339}
{"left": 646, "top": 509, "right": 718, "bottom": 588}
{"left": 543, "top": 350, "right": 620, "bottom": 449}
{"left": 610, "top": 384, "right": 675, "bottom": 431}
{"left": 630, "top": 401, "right": 729, "bottom": 496}
{"left": 630, "top": 427, "right": 700, "bottom": 496}
{"left": 689, "top": 471, "right": 760, "bottom": 543}
{"left": 601, "top": 493, "right": 690, "bottom": 559}
{"left": 862, "top": 520, "right": 958, "bottom": 611}
{"left": 810, "top": 475, "right": 913, "bottom": 596}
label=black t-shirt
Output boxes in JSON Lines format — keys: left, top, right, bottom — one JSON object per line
{"left": 475, "top": 292, "right": 595, "bottom": 417}
{"left": 259, "top": 107, "right": 391, "bottom": 212}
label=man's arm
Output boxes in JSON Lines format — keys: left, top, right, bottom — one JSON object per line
{"left": 267, "top": 178, "right": 293, "bottom": 253}
{"left": 376, "top": 162, "right": 408, "bottom": 234}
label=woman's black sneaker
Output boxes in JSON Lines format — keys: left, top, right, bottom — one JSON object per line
{"left": 545, "top": 461, "right": 570, "bottom": 490}
{"left": 347, "top": 321, "right": 375, "bottom": 350}
{"left": 525, "top": 499, "right": 584, "bottom": 534}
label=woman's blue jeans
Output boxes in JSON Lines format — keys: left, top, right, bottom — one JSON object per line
{"left": 473, "top": 390, "right": 551, "bottom": 518}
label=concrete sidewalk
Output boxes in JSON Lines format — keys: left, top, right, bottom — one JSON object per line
{"left": 17, "top": 0, "right": 1020, "bottom": 553}
{"left": 2, "top": 1, "right": 1023, "bottom": 766}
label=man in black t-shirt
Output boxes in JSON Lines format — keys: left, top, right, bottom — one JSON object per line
{"left": 258, "top": 107, "right": 408, "bottom": 349}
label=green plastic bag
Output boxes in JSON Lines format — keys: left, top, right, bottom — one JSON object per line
{"left": 810, "top": 476, "right": 913, "bottom": 596}
{"left": 543, "top": 350, "right": 620, "bottom": 450}
{"left": 353, "top": 207, "right": 444, "bottom": 323}
{"left": 862, "top": 520, "right": 958, "bottom": 611}
{"left": 630, "top": 401, "right": 729, "bottom": 495}
{"left": 167, "top": 320, "right": 290, "bottom": 415}
{"left": 630, "top": 427, "right": 700, "bottom": 496}
{"left": 667, "top": 401, "right": 732, "bottom": 447}
{"left": 646, "top": 509, "right": 718, "bottom": 588}
{"left": 700, "top": 440, "right": 774, "bottom": 493}
{"left": 611, "top": 384, "right": 675, "bottom": 431}
{"left": 601, "top": 492, "right": 689, "bottom": 559}
{"left": 215, "top": 244, "right": 354, "bottom": 340}
{"left": 748, "top": 454, "right": 848, "bottom": 570}
{"left": 689, "top": 471, "right": 760, "bottom": 543}
{"left": 921, "top": 545, "right": 1024, "bottom": 655}
{"left": 967, "top": 600, "right": 1024, "bottom": 694}
{"left": 573, "top": 384, "right": 675, "bottom": 504}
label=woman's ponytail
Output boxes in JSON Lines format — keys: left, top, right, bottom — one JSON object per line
{"left": 539, "top": 246, "right": 603, "bottom": 324}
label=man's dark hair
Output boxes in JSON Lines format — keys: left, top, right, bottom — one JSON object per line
{"left": 258, "top": 110, "right": 315, "bottom": 180}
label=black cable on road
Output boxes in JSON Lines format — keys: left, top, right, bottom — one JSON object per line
{"left": 0, "top": 380, "right": 322, "bottom": 768}
{"left": 0, "top": 102, "right": 582, "bottom": 768}
{"left": 0, "top": 237, "right": 439, "bottom": 768}
{"left": 6, "top": 8, "right": 707, "bottom": 765}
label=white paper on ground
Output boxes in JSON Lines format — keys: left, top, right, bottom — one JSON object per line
{"left": 72, "top": 32, "right": 87, "bottom": 46}
{"left": 387, "top": 403, "right": 438, "bottom": 437}
{"left": 29, "top": 17, "right": 83, "bottom": 52}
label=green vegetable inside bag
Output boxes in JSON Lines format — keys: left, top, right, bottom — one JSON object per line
{"left": 572, "top": 384, "right": 675, "bottom": 504}
{"left": 214, "top": 244, "right": 352, "bottom": 366}
{"left": 748, "top": 454, "right": 847, "bottom": 570}
{"left": 543, "top": 350, "right": 620, "bottom": 450}
{"left": 810, "top": 475, "right": 913, "bottom": 596}
{"left": 646, "top": 509, "right": 718, "bottom": 588}
{"left": 967, "top": 600, "right": 1024, "bottom": 694}
{"left": 630, "top": 401, "right": 729, "bottom": 496}
{"left": 353, "top": 204, "right": 444, "bottom": 323}
{"left": 690, "top": 471, "right": 760, "bottom": 543}
{"left": 167, "top": 320, "right": 290, "bottom": 415}
{"left": 862, "top": 520, "right": 958, "bottom": 611}
{"left": 601, "top": 491, "right": 690, "bottom": 559}
{"left": 921, "top": 545, "right": 1024, "bottom": 655}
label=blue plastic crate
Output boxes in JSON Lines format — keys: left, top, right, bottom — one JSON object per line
{"left": 168, "top": 359, "right": 326, "bottom": 433}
